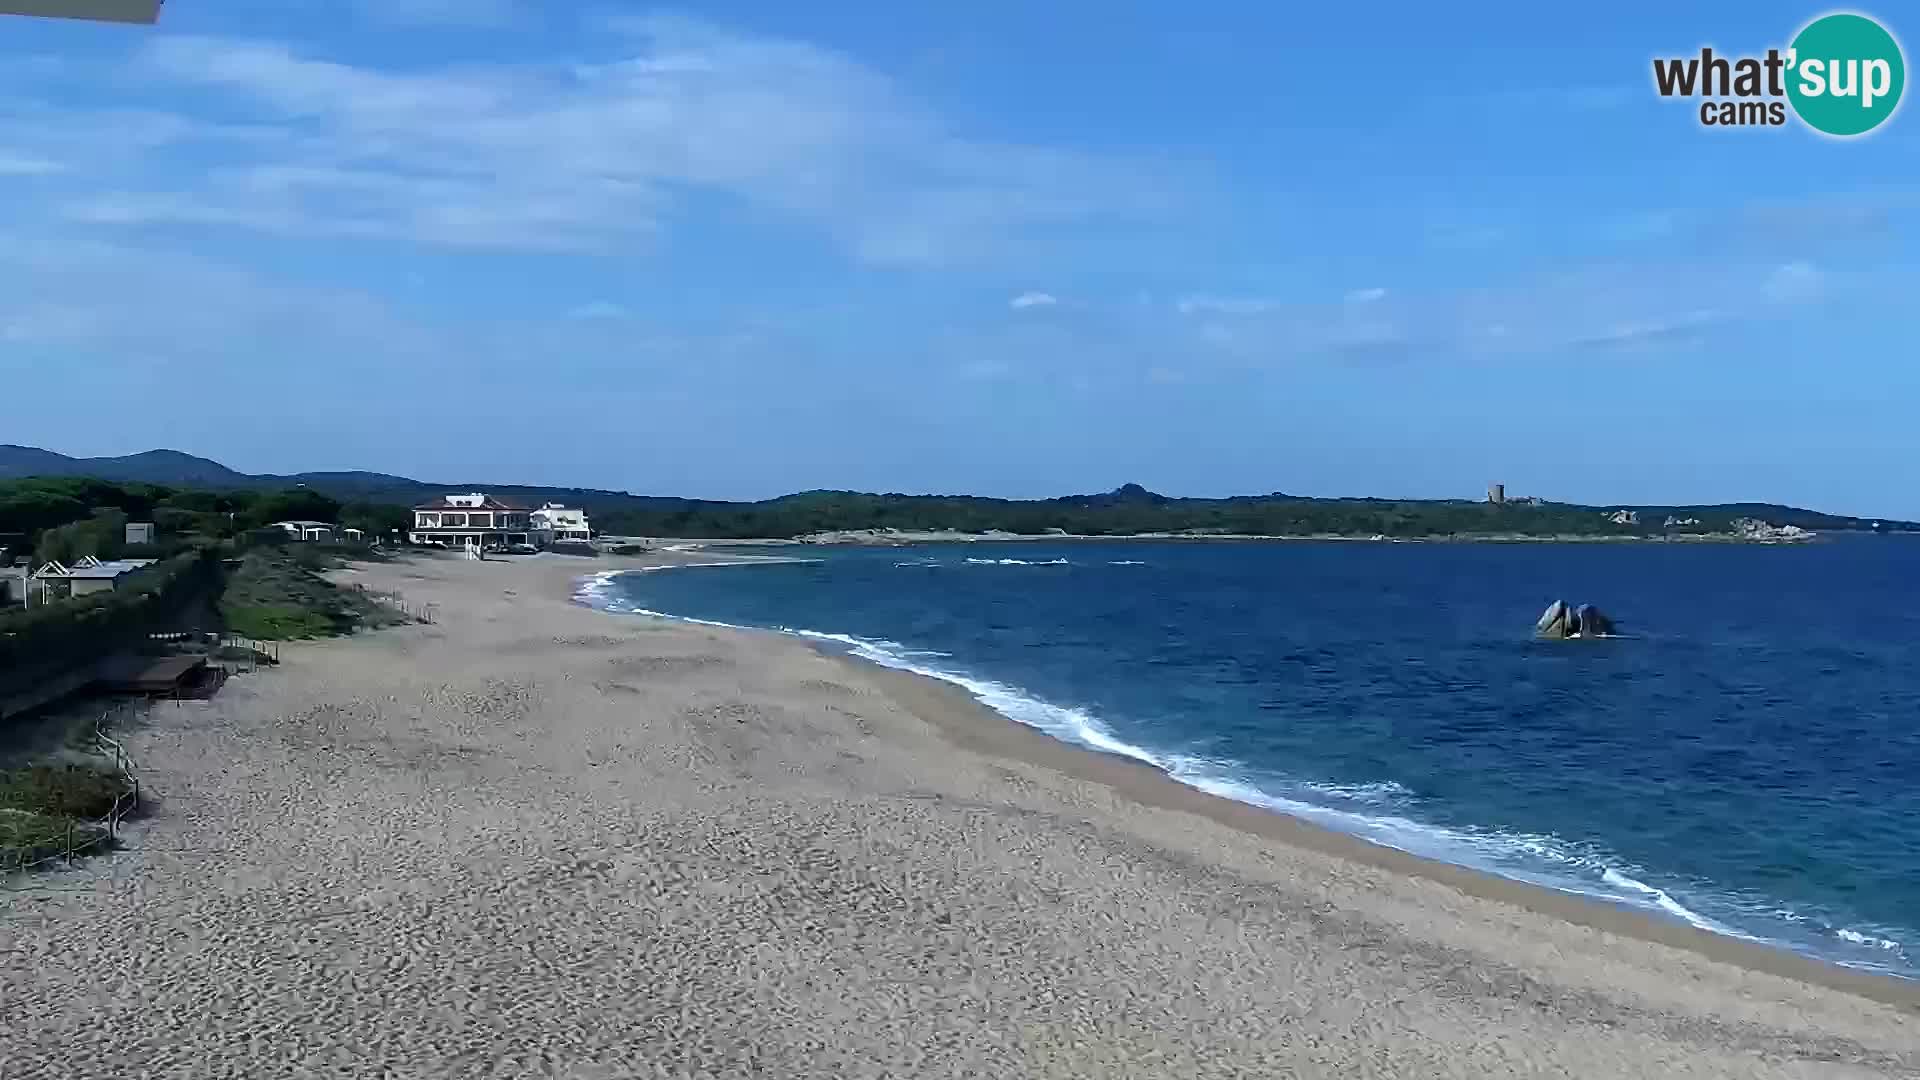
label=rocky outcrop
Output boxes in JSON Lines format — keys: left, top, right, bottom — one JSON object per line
{"left": 1730, "top": 518, "right": 1816, "bottom": 542}
{"left": 1536, "top": 600, "right": 1617, "bottom": 639}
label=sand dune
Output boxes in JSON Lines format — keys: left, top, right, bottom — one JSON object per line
{"left": 2, "top": 552, "right": 1914, "bottom": 1078}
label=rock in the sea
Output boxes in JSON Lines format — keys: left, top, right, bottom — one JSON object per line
{"left": 1535, "top": 600, "right": 1571, "bottom": 639}
{"left": 1537, "top": 600, "right": 1616, "bottom": 639}
{"left": 1573, "top": 603, "right": 1615, "bottom": 637}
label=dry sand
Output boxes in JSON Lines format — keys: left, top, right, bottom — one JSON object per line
{"left": 3, "top": 552, "right": 1916, "bottom": 1079}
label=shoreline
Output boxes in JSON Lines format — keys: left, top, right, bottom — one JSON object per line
{"left": 857, "top": 659, "right": 1920, "bottom": 1011}
{"left": 578, "top": 559, "right": 1919, "bottom": 1010}
{"left": 13, "top": 549, "right": 1916, "bottom": 1077}
{"left": 629, "top": 530, "right": 1829, "bottom": 548}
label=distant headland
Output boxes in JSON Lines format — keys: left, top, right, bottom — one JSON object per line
{"left": 3, "top": 445, "right": 1913, "bottom": 544}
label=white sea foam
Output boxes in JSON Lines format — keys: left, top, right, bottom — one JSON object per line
{"left": 1836, "top": 928, "right": 1903, "bottom": 950}
{"left": 1108, "top": 560, "right": 1147, "bottom": 566}
{"left": 963, "top": 557, "right": 1070, "bottom": 566}
{"left": 576, "top": 563, "right": 1914, "bottom": 977}
{"left": 1299, "top": 779, "right": 1414, "bottom": 804}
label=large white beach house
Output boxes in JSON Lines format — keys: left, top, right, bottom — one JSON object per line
{"left": 409, "top": 494, "right": 533, "bottom": 548}
{"left": 531, "top": 503, "right": 593, "bottom": 544}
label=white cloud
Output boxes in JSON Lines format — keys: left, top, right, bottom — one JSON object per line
{"left": 1566, "top": 309, "right": 1723, "bottom": 350}
{"left": 0, "top": 233, "right": 432, "bottom": 368}
{"left": 8, "top": 20, "right": 1165, "bottom": 264}
{"left": 1345, "top": 286, "right": 1388, "bottom": 304}
{"left": 0, "top": 152, "right": 63, "bottom": 175}
{"left": 1010, "top": 291, "right": 1057, "bottom": 309}
{"left": 356, "top": 0, "right": 521, "bottom": 27}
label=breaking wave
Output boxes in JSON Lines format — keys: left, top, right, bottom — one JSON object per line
{"left": 575, "top": 566, "right": 1916, "bottom": 979}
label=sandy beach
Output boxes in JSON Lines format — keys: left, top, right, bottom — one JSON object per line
{"left": 3, "top": 552, "right": 1915, "bottom": 1079}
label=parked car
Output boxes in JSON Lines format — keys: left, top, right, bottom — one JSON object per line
{"left": 508, "top": 543, "right": 538, "bottom": 555}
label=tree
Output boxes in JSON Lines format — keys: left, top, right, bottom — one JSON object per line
{"left": 238, "top": 489, "right": 344, "bottom": 531}
{"left": 339, "top": 501, "right": 411, "bottom": 539}
{"left": 35, "top": 509, "right": 130, "bottom": 565}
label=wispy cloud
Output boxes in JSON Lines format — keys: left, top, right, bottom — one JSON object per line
{"left": 9, "top": 18, "right": 1167, "bottom": 264}
{"left": 1167, "top": 258, "right": 1837, "bottom": 363}
{"left": 355, "top": 0, "right": 523, "bottom": 28}
{"left": 1564, "top": 308, "right": 1723, "bottom": 350}
{"left": 1175, "top": 295, "right": 1279, "bottom": 316}
{"left": 1009, "top": 291, "right": 1057, "bottom": 309}
{"left": 0, "top": 233, "right": 427, "bottom": 363}
{"left": 0, "top": 152, "right": 64, "bottom": 176}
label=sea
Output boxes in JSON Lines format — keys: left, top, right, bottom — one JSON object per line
{"left": 578, "top": 538, "right": 1920, "bottom": 979}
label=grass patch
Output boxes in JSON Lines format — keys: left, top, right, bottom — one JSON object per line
{"left": 219, "top": 547, "right": 406, "bottom": 641}
{"left": 0, "top": 809, "right": 102, "bottom": 865}
{"left": 0, "top": 762, "right": 126, "bottom": 818}
{"left": 0, "top": 763, "right": 126, "bottom": 868}
{"left": 223, "top": 603, "right": 340, "bottom": 640}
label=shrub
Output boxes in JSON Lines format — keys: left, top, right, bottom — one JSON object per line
{"left": 0, "top": 763, "right": 127, "bottom": 819}
{"left": 222, "top": 602, "right": 338, "bottom": 640}
{"left": 0, "top": 548, "right": 217, "bottom": 699}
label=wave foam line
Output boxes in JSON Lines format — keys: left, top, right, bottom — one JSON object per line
{"left": 575, "top": 569, "right": 1914, "bottom": 973}
{"left": 963, "top": 557, "right": 1069, "bottom": 566}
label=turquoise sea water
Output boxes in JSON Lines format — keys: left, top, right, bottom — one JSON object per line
{"left": 582, "top": 539, "right": 1920, "bottom": 979}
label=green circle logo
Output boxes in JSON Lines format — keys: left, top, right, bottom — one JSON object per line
{"left": 1787, "top": 12, "right": 1905, "bottom": 136}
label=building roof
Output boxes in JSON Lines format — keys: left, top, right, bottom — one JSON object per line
{"left": 35, "top": 557, "right": 156, "bottom": 580}
{"left": 414, "top": 494, "right": 530, "bottom": 511}
{"left": 272, "top": 520, "right": 335, "bottom": 529}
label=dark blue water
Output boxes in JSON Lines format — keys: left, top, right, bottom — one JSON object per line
{"left": 583, "top": 539, "right": 1920, "bottom": 977}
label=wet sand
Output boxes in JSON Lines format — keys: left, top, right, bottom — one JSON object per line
{"left": 2, "top": 551, "right": 1913, "bottom": 1079}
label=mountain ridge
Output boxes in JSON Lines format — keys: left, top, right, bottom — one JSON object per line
{"left": 1, "top": 444, "right": 1913, "bottom": 534}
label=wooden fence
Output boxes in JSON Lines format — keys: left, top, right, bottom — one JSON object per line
{"left": 2, "top": 705, "right": 142, "bottom": 879}
{"left": 353, "top": 585, "right": 437, "bottom": 625}
{"left": 148, "top": 630, "right": 280, "bottom": 668}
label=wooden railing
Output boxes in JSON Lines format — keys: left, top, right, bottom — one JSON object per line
{"left": 2, "top": 706, "right": 142, "bottom": 879}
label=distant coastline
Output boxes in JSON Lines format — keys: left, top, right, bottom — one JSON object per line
{"left": 628, "top": 527, "right": 1828, "bottom": 548}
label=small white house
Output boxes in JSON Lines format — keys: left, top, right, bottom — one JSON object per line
{"left": 530, "top": 503, "right": 592, "bottom": 545}
{"left": 271, "top": 520, "right": 335, "bottom": 542}
{"left": 125, "top": 522, "right": 156, "bottom": 545}
{"left": 32, "top": 556, "right": 159, "bottom": 597}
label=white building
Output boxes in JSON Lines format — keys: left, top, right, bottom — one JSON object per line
{"left": 32, "top": 556, "right": 159, "bottom": 598}
{"left": 530, "top": 503, "right": 592, "bottom": 545}
{"left": 409, "top": 493, "right": 533, "bottom": 549}
{"left": 271, "top": 520, "right": 335, "bottom": 542}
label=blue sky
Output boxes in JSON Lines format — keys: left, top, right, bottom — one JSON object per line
{"left": 1, "top": 2, "right": 1916, "bottom": 513}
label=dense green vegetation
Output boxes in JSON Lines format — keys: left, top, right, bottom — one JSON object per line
{"left": 0, "top": 476, "right": 411, "bottom": 562}
{"left": 586, "top": 486, "right": 1915, "bottom": 540}
{"left": 4, "top": 465, "right": 1915, "bottom": 552}
{"left": 0, "top": 760, "right": 128, "bottom": 866}
{"left": 0, "top": 548, "right": 219, "bottom": 702}
{"left": 219, "top": 546, "right": 405, "bottom": 640}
